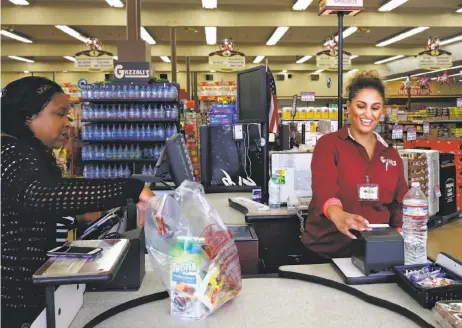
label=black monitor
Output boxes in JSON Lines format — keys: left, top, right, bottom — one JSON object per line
{"left": 237, "top": 66, "right": 270, "bottom": 123}
{"left": 132, "top": 133, "right": 195, "bottom": 188}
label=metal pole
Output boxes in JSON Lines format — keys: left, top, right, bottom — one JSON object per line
{"left": 170, "top": 27, "right": 177, "bottom": 83}
{"left": 126, "top": 0, "right": 141, "bottom": 41}
{"left": 186, "top": 57, "right": 191, "bottom": 99}
{"left": 193, "top": 72, "right": 199, "bottom": 112}
{"left": 337, "top": 12, "right": 344, "bottom": 129}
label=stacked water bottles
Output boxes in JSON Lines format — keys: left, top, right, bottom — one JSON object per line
{"left": 81, "top": 103, "right": 179, "bottom": 121}
{"left": 81, "top": 123, "right": 178, "bottom": 141}
{"left": 82, "top": 144, "right": 163, "bottom": 160}
{"left": 80, "top": 83, "right": 179, "bottom": 101}
{"left": 83, "top": 164, "right": 131, "bottom": 179}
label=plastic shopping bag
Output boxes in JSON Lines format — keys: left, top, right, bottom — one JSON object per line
{"left": 144, "top": 181, "right": 242, "bottom": 319}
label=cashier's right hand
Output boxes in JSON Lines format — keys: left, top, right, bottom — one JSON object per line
{"left": 137, "top": 186, "right": 155, "bottom": 227}
{"left": 327, "top": 206, "right": 370, "bottom": 239}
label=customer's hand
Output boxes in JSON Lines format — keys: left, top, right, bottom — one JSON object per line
{"left": 327, "top": 206, "right": 370, "bottom": 239}
{"left": 82, "top": 211, "right": 101, "bottom": 222}
{"left": 137, "top": 186, "right": 155, "bottom": 227}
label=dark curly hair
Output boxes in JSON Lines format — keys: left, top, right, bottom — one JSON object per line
{"left": 1, "top": 76, "right": 64, "bottom": 139}
{"left": 346, "top": 70, "right": 386, "bottom": 103}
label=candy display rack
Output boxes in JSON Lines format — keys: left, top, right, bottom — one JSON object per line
{"left": 80, "top": 82, "right": 181, "bottom": 179}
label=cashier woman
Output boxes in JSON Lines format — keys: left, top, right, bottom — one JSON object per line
{"left": 303, "top": 70, "right": 409, "bottom": 259}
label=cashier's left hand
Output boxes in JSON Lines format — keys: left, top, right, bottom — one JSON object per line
{"left": 327, "top": 206, "right": 371, "bottom": 239}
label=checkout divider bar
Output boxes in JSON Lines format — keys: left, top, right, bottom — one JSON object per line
{"left": 81, "top": 269, "right": 436, "bottom": 328}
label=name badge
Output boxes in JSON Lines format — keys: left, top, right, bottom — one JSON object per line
{"left": 358, "top": 176, "right": 379, "bottom": 201}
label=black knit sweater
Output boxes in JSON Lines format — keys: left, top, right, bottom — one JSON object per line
{"left": 1, "top": 136, "right": 145, "bottom": 328}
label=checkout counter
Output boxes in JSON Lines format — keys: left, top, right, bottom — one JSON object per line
{"left": 65, "top": 192, "right": 461, "bottom": 328}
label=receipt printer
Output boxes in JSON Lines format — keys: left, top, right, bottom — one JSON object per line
{"left": 351, "top": 227, "right": 404, "bottom": 276}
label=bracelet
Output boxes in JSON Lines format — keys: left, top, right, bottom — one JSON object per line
{"left": 322, "top": 198, "right": 343, "bottom": 219}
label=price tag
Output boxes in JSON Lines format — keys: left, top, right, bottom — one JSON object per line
{"left": 423, "top": 121, "right": 430, "bottom": 134}
{"left": 407, "top": 127, "right": 417, "bottom": 141}
{"left": 457, "top": 98, "right": 462, "bottom": 107}
{"left": 301, "top": 92, "right": 316, "bottom": 102}
{"left": 392, "top": 125, "right": 403, "bottom": 140}
{"left": 434, "top": 185, "right": 442, "bottom": 198}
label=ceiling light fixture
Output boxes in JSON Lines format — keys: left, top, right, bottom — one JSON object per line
{"left": 374, "top": 55, "right": 405, "bottom": 64}
{"left": 292, "top": 0, "right": 313, "bottom": 10}
{"left": 324, "top": 27, "right": 358, "bottom": 46}
{"left": 55, "top": 25, "right": 89, "bottom": 43}
{"left": 24, "top": 70, "right": 30, "bottom": 73}
{"left": 205, "top": 26, "right": 217, "bottom": 45}
{"left": 376, "top": 27, "right": 429, "bottom": 47}
{"left": 440, "top": 34, "right": 462, "bottom": 46}
{"left": 267, "top": 27, "right": 289, "bottom": 46}
{"left": 9, "top": 0, "right": 29, "bottom": 5}
{"left": 313, "top": 69, "right": 324, "bottom": 74}
{"left": 296, "top": 55, "right": 313, "bottom": 64}
{"left": 384, "top": 65, "right": 462, "bottom": 82}
{"left": 348, "top": 69, "right": 359, "bottom": 74}
{"left": 140, "top": 27, "right": 156, "bottom": 45}
{"left": 202, "top": 0, "right": 217, "bottom": 9}
{"left": 113, "top": 56, "right": 118, "bottom": 60}
{"left": 0, "top": 30, "right": 32, "bottom": 43}
{"left": 63, "top": 71, "right": 68, "bottom": 73}
{"left": 350, "top": 55, "right": 359, "bottom": 59}
{"left": 282, "top": 70, "right": 288, "bottom": 73}
{"left": 105, "top": 0, "right": 124, "bottom": 7}
{"left": 8, "top": 55, "right": 34, "bottom": 63}
{"left": 456, "top": 8, "right": 462, "bottom": 13}
{"left": 253, "top": 56, "right": 265, "bottom": 64}
{"left": 63, "top": 56, "right": 76, "bottom": 62}
{"left": 160, "top": 56, "right": 171, "bottom": 63}
{"left": 210, "top": 70, "right": 216, "bottom": 73}
{"left": 378, "top": 0, "right": 408, "bottom": 12}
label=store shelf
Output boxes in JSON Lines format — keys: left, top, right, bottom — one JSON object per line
{"left": 281, "top": 118, "right": 337, "bottom": 121}
{"left": 82, "top": 139, "right": 166, "bottom": 143}
{"left": 81, "top": 98, "right": 178, "bottom": 103}
{"left": 385, "top": 120, "right": 462, "bottom": 125}
{"left": 82, "top": 158, "right": 159, "bottom": 163}
{"left": 81, "top": 118, "right": 178, "bottom": 123}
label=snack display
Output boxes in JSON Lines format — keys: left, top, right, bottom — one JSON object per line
{"left": 433, "top": 300, "right": 462, "bottom": 328}
{"left": 144, "top": 181, "right": 242, "bottom": 319}
{"left": 404, "top": 265, "right": 462, "bottom": 289}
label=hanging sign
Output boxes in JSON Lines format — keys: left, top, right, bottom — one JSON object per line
{"left": 319, "top": 0, "right": 364, "bottom": 16}
{"left": 457, "top": 98, "right": 462, "bottom": 107}
{"left": 114, "top": 62, "right": 151, "bottom": 81}
{"left": 316, "top": 37, "right": 352, "bottom": 70}
{"left": 208, "top": 38, "right": 246, "bottom": 72}
{"left": 407, "top": 127, "right": 417, "bottom": 141}
{"left": 75, "top": 37, "right": 114, "bottom": 71}
{"left": 417, "top": 37, "right": 452, "bottom": 70}
{"left": 392, "top": 125, "right": 403, "bottom": 140}
{"left": 423, "top": 121, "right": 430, "bottom": 134}
{"left": 301, "top": 92, "right": 316, "bottom": 102}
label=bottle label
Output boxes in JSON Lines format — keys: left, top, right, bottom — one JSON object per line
{"left": 403, "top": 204, "right": 428, "bottom": 218}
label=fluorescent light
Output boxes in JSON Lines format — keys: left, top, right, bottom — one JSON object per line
{"left": 292, "top": 0, "right": 313, "bottom": 10}
{"left": 374, "top": 55, "right": 405, "bottom": 64}
{"left": 440, "top": 34, "right": 462, "bottom": 46}
{"left": 384, "top": 76, "right": 406, "bottom": 82}
{"left": 205, "top": 26, "right": 217, "bottom": 45}
{"left": 313, "top": 69, "right": 324, "bottom": 74}
{"left": 412, "top": 65, "right": 462, "bottom": 78}
{"left": 113, "top": 56, "right": 118, "bottom": 60}
{"left": 253, "top": 56, "right": 265, "bottom": 64}
{"left": 267, "top": 27, "right": 289, "bottom": 46}
{"left": 105, "top": 0, "right": 124, "bottom": 7}
{"left": 64, "top": 56, "right": 76, "bottom": 62}
{"left": 378, "top": 0, "right": 408, "bottom": 12}
{"left": 160, "top": 56, "right": 171, "bottom": 63}
{"left": 324, "top": 27, "right": 358, "bottom": 46}
{"left": 0, "top": 30, "right": 32, "bottom": 43}
{"left": 202, "top": 0, "right": 217, "bottom": 9}
{"left": 9, "top": 0, "right": 29, "bottom": 5}
{"left": 55, "top": 25, "right": 89, "bottom": 43}
{"left": 140, "top": 26, "right": 156, "bottom": 45}
{"left": 376, "top": 27, "right": 429, "bottom": 47}
{"left": 23, "top": 70, "right": 30, "bottom": 73}
{"left": 348, "top": 69, "right": 359, "bottom": 74}
{"left": 296, "top": 55, "right": 313, "bottom": 64}
{"left": 282, "top": 70, "right": 288, "bottom": 73}
{"left": 457, "top": 8, "right": 462, "bottom": 13}
{"left": 210, "top": 70, "right": 216, "bottom": 73}
{"left": 350, "top": 55, "right": 359, "bottom": 59}
{"left": 8, "top": 56, "right": 34, "bottom": 63}
{"left": 63, "top": 71, "right": 68, "bottom": 73}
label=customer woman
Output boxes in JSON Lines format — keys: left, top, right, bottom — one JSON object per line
{"left": 1, "top": 77, "right": 154, "bottom": 328}
{"left": 302, "top": 71, "right": 408, "bottom": 259}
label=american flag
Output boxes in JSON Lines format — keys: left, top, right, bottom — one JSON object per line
{"left": 267, "top": 67, "right": 279, "bottom": 136}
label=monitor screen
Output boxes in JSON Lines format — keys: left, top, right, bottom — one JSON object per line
{"left": 164, "top": 133, "right": 195, "bottom": 186}
{"left": 237, "top": 66, "right": 269, "bottom": 123}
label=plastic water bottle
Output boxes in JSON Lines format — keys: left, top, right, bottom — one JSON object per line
{"left": 403, "top": 182, "right": 429, "bottom": 265}
{"left": 268, "top": 173, "right": 281, "bottom": 209}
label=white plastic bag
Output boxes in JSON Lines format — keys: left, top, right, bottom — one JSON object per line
{"left": 144, "top": 181, "right": 242, "bottom": 319}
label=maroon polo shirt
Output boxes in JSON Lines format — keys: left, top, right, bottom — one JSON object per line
{"left": 302, "top": 127, "right": 408, "bottom": 258}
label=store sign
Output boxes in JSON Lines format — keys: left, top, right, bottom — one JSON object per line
{"left": 392, "top": 125, "right": 403, "bottom": 140}
{"left": 407, "top": 127, "right": 417, "bottom": 141}
{"left": 319, "top": 0, "right": 364, "bottom": 16}
{"left": 75, "top": 50, "right": 114, "bottom": 71}
{"left": 397, "top": 85, "right": 431, "bottom": 97}
{"left": 457, "top": 98, "right": 462, "bottom": 107}
{"left": 316, "top": 53, "right": 352, "bottom": 70}
{"left": 423, "top": 121, "right": 430, "bottom": 134}
{"left": 113, "top": 62, "right": 151, "bottom": 81}
{"left": 417, "top": 54, "right": 452, "bottom": 70}
{"left": 208, "top": 53, "right": 246, "bottom": 72}
{"left": 301, "top": 92, "right": 316, "bottom": 102}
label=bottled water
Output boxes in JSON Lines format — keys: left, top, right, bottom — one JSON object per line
{"left": 140, "top": 85, "right": 146, "bottom": 99}
{"left": 403, "top": 182, "right": 429, "bottom": 265}
{"left": 141, "top": 165, "right": 147, "bottom": 175}
{"left": 135, "top": 144, "right": 142, "bottom": 159}
{"left": 116, "top": 84, "right": 123, "bottom": 99}
{"left": 123, "top": 145, "right": 129, "bottom": 159}
{"left": 83, "top": 165, "right": 89, "bottom": 178}
{"left": 122, "top": 85, "right": 128, "bottom": 99}
{"left": 118, "top": 165, "right": 124, "bottom": 178}
{"left": 100, "top": 165, "right": 107, "bottom": 179}
{"left": 147, "top": 104, "right": 153, "bottom": 119}
{"left": 268, "top": 174, "right": 281, "bottom": 209}
{"left": 124, "top": 165, "right": 131, "bottom": 178}
{"left": 158, "top": 124, "right": 165, "bottom": 139}
{"left": 146, "top": 84, "right": 153, "bottom": 99}
{"left": 129, "top": 104, "right": 136, "bottom": 120}
{"left": 87, "top": 85, "right": 93, "bottom": 100}
{"left": 94, "top": 165, "right": 101, "bottom": 179}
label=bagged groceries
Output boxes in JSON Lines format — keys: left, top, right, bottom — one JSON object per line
{"left": 144, "top": 181, "right": 242, "bottom": 319}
